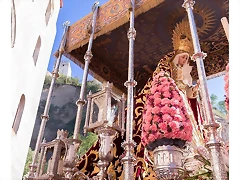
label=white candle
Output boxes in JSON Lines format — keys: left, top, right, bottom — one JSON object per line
{"left": 67, "top": 144, "right": 74, "bottom": 161}
{"left": 221, "top": 17, "right": 229, "bottom": 42}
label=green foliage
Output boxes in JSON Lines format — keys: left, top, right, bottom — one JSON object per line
{"left": 218, "top": 100, "right": 227, "bottom": 114}
{"left": 210, "top": 94, "right": 218, "bottom": 110}
{"left": 24, "top": 76, "right": 101, "bottom": 175}
{"left": 78, "top": 132, "right": 98, "bottom": 157}
{"left": 23, "top": 148, "right": 34, "bottom": 177}
{"left": 86, "top": 80, "right": 101, "bottom": 94}
{"left": 44, "top": 75, "right": 52, "bottom": 86}
{"left": 43, "top": 74, "right": 81, "bottom": 89}
{"left": 69, "top": 132, "right": 98, "bottom": 158}
{"left": 185, "top": 151, "right": 229, "bottom": 180}
{"left": 210, "top": 94, "right": 227, "bottom": 114}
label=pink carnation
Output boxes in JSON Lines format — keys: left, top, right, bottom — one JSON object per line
{"left": 152, "top": 106, "right": 161, "bottom": 114}
{"left": 170, "top": 99, "right": 180, "bottom": 106}
{"left": 152, "top": 115, "right": 160, "bottom": 123}
{"left": 150, "top": 86, "right": 158, "bottom": 94}
{"left": 141, "top": 72, "right": 193, "bottom": 146}
{"left": 169, "top": 121, "right": 179, "bottom": 131}
{"left": 143, "top": 114, "right": 152, "bottom": 122}
{"left": 159, "top": 122, "right": 168, "bottom": 132}
{"left": 161, "top": 86, "right": 170, "bottom": 92}
{"left": 224, "top": 63, "right": 229, "bottom": 114}
{"left": 226, "top": 63, "right": 229, "bottom": 71}
{"left": 156, "top": 132, "right": 163, "bottom": 139}
{"left": 156, "top": 85, "right": 164, "bottom": 91}
{"left": 154, "top": 98, "right": 162, "bottom": 106}
{"left": 163, "top": 91, "right": 171, "bottom": 98}
{"left": 160, "top": 105, "right": 170, "bottom": 114}
{"left": 161, "top": 98, "right": 170, "bottom": 105}
{"left": 160, "top": 77, "right": 168, "bottom": 82}
{"left": 145, "top": 109, "right": 152, "bottom": 116}
{"left": 153, "top": 92, "right": 161, "bottom": 99}
{"left": 142, "top": 123, "right": 150, "bottom": 131}
{"left": 149, "top": 134, "right": 156, "bottom": 142}
{"left": 151, "top": 124, "right": 158, "bottom": 131}
{"left": 162, "top": 114, "right": 173, "bottom": 122}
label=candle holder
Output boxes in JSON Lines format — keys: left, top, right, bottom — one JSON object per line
{"left": 62, "top": 138, "right": 81, "bottom": 179}
{"left": 26, "top": 130, "right": 69, "bottom": 180}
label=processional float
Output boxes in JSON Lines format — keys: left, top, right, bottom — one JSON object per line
{"left": 26, "top": 0, "right": 229, "bottom": 179}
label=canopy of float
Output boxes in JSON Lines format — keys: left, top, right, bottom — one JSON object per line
{"left": 62, "top": 0, "right": 229, "bottom": 93}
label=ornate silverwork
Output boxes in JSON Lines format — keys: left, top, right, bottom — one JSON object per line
{"left": 127, "top": 27, "right": 137, "bottom": 40}
{"left": 83, "top": 82, "right": 125, "bottom": 179}
{"left": 153, "top": 145, "right": 185, "bottom": 180}
{"left": 182, "top": 0, "right": 228, "bottom": 179}
{"left": 84, "top": 50, "right": 93, "bottom": 62}
{"left": 122, "top": 0, "right": 137, "bottom": 179}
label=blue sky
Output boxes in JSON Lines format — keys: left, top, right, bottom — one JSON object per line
{"left": 47, "top": 0, "right": 225, "bottom": 101}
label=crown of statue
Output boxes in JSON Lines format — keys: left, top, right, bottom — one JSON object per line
{"left": 172, "top": 20, "right": 194, "bottom": 55}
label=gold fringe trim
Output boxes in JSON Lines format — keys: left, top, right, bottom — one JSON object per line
{"left": 66, "top": 0, "right": 165, "bottom": 53}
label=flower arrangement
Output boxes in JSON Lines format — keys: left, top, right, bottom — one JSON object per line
{"left": 141, "top": 72, "right": 193, "bottom": 150}
{"left": 224, "top": 63, "right": 229, "bottom": 113}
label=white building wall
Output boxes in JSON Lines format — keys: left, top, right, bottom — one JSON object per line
{"left": 59, "top": 61, "right": 72, "bottom": 77}
{"left": 5, "top": 0, "right": 61, "bottom": 179}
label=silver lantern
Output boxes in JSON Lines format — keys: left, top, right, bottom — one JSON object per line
{"left": 84, "top": 82, "right": 125, "bottom": 180}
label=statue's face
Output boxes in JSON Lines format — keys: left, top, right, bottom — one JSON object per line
{"left": 178, "top": 54, "right": 188, "bottom": 66}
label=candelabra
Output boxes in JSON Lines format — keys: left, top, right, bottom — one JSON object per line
{"left": 26, "top": 130, "right": 70, "bottom": 179}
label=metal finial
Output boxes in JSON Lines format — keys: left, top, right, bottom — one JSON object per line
{"left": 63, "top": 21, "right": 70, "bottom": 28}
{"left": 92, "top": 1, "right": 99, "bottom": 12}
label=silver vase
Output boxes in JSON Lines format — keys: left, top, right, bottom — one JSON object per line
{"left": 153, "top": 145, "right": 185, "bottom": 180}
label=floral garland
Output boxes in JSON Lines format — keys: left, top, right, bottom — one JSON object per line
{"left": 224, "top": 63, "right": 229, "bottom": 113}
{"left": 141, "top": 72, "right": 193, "bottom": 148}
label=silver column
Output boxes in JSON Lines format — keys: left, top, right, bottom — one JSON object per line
{"left": 182, "top": 1, "right": 227, "bottom": 179}
{"left": 121, "top": 0, "right": 137, "bottom": 179}
{"left": 27, "top": 21, "right": 70, "bottom": 178}
{"left": 72, "top": 0, "right": 99, "bottom": 140}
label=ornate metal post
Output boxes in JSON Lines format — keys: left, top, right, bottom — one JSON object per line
{"left": 72, "top": 0, "right": 99, "bottom": 140}
{"left": 27, "top": 21, "right": 70, "bottom": 178}
{"left": 121, "top": 0, "right": 137, "bottom": 179}
{"left": 182, "top": 1, "right": 227, "bottom": 179}
{"left": 36, "top": 139, "right": 46, "bottom": 177}
{"left": 63, "top": 1, "right": 99, "bottom": 178}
